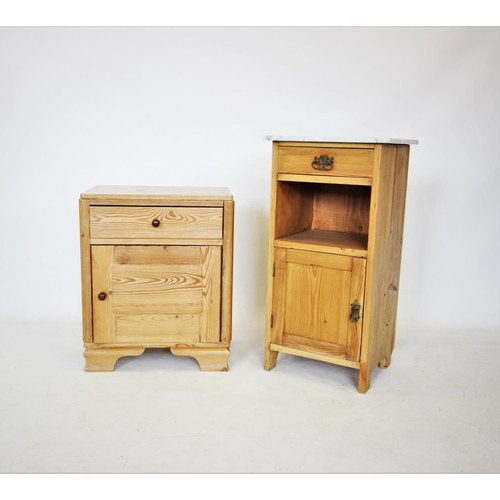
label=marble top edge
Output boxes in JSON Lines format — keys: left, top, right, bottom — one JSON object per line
{"left": 263, "top": 135, "right": 418, "bottom": 145}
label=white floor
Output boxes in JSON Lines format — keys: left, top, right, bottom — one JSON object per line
{"left": 0, "top": 319, "right": 499, "bottom": 475}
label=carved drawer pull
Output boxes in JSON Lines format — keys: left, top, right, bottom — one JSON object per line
{"left": 312, "top": 154, "right": 334, "bottom": 171}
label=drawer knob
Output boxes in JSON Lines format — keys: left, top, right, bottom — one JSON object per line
{"left": 312, "top": 154, "right": 334, "bottom": 171}
{"left": 98, "top": 292, "right": 107, "bottom": 301}
{"left": 152, "top": 219, "right": 160, "bottom": 227}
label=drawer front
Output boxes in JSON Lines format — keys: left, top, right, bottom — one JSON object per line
{"left": 278, "top": 146, "right": 374, "bottom": 178}
{"left": 90, "top": 206, "right": 223, "bottom": 240}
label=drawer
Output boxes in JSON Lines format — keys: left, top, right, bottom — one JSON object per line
{"left": 278, "top": 146, "right": 374, "bottom": 178}
{"left": 90, "top": 206, "right": 223, "bottom": 240}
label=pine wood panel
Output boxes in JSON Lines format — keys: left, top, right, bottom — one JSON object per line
{"left": 82, "top": 185, "right": 232, "bottom": 202}
{"left": 221, "top": 200, "right": 234, "bottom": 342}
{"left": 270, "top": 247, "right": 287, "bottom": 346}
{"left": 286, "top": 248, "right": 353, "bottom": 271}
{"left": 91, "top": 246, "right": 116, "bottom": 343}
{"left": 114, "top": 246, "right": 201, "bottom": 265}
{"left": 90, "top": 206, "right": 223, "bottom": 240}
{"left": 85, "top": 342, "right": 230, "bottom": 349}
{"left": 312, "top": 184, "right": 371, "bottom": 235}
{"left": 383, "top": 145, "right": 410, "bottom": 356}
{"left": 111, "top": 264, "right": 202, "bottom": 294}
{"left": 91, "top": 238, "right": 223, "bottom": 246}
{"left": 358, "top": 144, "right": 398, "bottom": 393}
{"left": 278, "top": 146, "right": 374, "bottom": 178}
{"left": 361, "top": 144, "right": 409, "bottom": 376}
{"left": 111, "top": 263, "right": 203, "bottom": 314}
{"left": 282, "top": 334, "right": 347, "bottom": 358}
{"left": 264, "top": 142, "right": 281, "bottom": 370}
{"left": 91, "top": 245, "right": 221, "bottom": 344}
{"left": 283, "top": 258, "right": 352, "bottom": 345}
{"left": 275, "top": 229, "right": 368, "bottom": 257}
{"left": 270, "top": 343, "right": 360, "bottom": 369}
{"left": 79, "top": 198, "right": 93, "bottom": 343}
{"left": 200, "top": 246, "right": 222, "bottom": 343}
{"left": 346, "top": 257, "right": 366, "bottom": 361}
{"left": 283, "top": 251, "right": 352, "bottom": 347}
{"left": 274, "top": 181, "right": 314, "bottom": 239}
{"left": 277, "top": 173, "right": 372, "bottom": 186}
{"left": 115, "top": 314, "right": 200, "bottom": 343}
{"left": 273, "top": 248, "right": 365, "bottom": 362}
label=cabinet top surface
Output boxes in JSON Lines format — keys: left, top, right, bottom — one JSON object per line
{"left": 81, "top": 185, "right": 233, "bottom": 201}
{"left": 263, "top": 135, "right": 418, "bottom": 145}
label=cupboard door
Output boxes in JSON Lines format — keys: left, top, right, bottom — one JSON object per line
{"left": 91, "top": 245, "right": 221, "bottom": 344}
{"left": 271, "top": 248, "right": 365, "bottom": 362}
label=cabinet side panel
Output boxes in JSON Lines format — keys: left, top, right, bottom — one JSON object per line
{"left": 221, "top": 200, "right": 234, "bottom": 343}
{"left": 361, "top": 145, "right": 398, "bottom": 379}
{"left": 79, "top": 198, "right": 93, "bottom": 343}
{"left": 265, "top": 142, "right": 280, "bottom": 353}
{"left": 382, "top": 145, "right": 410, "bottom": 356}
{"left": 274, "top": 181, "right": 314, "bottom": 238}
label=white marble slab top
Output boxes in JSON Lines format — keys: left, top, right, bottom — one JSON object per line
{"left": 264, "top": 135, "right": 418, "bottom": 145}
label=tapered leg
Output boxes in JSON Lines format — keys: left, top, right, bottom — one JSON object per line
{"left": 264, "top": 348, "right": 278, "bottom": 371}
{"left": 84, "top": 347, "right": 146, "bottom": 371}
{"left": 357, "top": 362, "right": 374, "bottom": 394}
{"left": 170, "top": 348, "right": 230, "bottom": 371}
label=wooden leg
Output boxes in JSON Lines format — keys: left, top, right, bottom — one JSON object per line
{"left": 264, "top": 347, "right": 278, "bottom": 371}
{"left": 379, "top": 355, "right": 391, "bottom": 369}
{"left": 170, "top": 348, "right": 230, "bottom": 371}
{"left": 359, "top": 354, "right": 393, "bottom": 392}
{"left": 357, "top": 362, "right": 373, "bottom": 394}
{"left": 84, "top": 347, "right": 145, "bottom": 371}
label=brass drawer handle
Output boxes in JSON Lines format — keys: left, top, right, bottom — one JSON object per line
{"left": 152, "top": 219, "right": 160, "bottom": 227}
{"left": 350, "top": 300, "right": 361, "bottom": 323}
{"left": 312, "top": 154, "right": 334, "bottom": 171}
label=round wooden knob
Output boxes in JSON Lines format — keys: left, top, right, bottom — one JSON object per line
{"left": 98, "top": 292, "right": 107, "bottom": 301}
{"left": 152, "top": 219, "right": 160, "bottom": 227}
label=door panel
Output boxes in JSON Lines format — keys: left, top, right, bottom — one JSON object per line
{"left": 91, "top": 245, "right": 221, "bottom": 344}
{"left": 272, "top": 248, "right": 365, "bottom": 362}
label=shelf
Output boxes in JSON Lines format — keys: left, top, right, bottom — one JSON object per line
{"left": 275, "top": 229, "right": 368, "bottom": 257}
{"left": 278, "top": 173, "right": 372, "bottom": 186}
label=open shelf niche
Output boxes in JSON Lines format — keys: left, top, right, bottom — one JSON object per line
{"left": 273, "top": 180, "right": 371, "bottom": 257}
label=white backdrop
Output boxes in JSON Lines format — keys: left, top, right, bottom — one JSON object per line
{"left": 1, "top": 27, "right": 499, "bottom": 333}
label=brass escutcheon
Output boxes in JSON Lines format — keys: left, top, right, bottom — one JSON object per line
{"left": 350, "top": 300, "right": 361, "bottom": 323}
